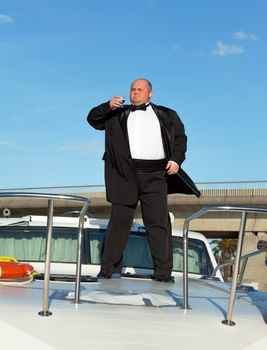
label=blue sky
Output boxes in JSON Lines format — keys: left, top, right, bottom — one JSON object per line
{"left": 0, "top": 0, "right": 266, "bottom": 189}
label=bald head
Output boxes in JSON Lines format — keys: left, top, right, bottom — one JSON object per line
{"left": 130, "top": 79, "right": 153, "bottom": 106}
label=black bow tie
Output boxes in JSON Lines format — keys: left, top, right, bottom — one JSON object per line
{"left": 130, "top": 103, "right": 150, "bottom": 112}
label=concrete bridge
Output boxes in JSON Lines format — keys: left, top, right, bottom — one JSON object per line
{"left": 1, "top": 181, "right": 267, "bottom": 290}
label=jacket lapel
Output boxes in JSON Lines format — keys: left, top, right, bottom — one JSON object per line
{"left": 151, "top": 104, "right": 172, "bottom": 129}
{"left": 151, "top": 103, "right": 172, "bottom": 159}
{"left": 119, "top": 107, "right": 131, "bottom": 143}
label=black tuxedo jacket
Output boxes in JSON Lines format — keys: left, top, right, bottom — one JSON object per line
{"left": 87, "top": 101, "right": 200, "bottom": 205}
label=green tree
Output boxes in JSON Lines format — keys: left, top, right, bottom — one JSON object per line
{"left": 211, "top": 239, "right": 237, "bottom": 282}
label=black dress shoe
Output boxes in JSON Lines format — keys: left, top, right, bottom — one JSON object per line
{"left": 97, "top": 270, "right": 112, "bottom": 279}
{"left": 154, "top": 275, "right": 175, "bottom": 283}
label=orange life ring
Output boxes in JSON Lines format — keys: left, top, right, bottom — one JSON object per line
{"left": 0, "top": 261, "right": 35, "bottom": 279}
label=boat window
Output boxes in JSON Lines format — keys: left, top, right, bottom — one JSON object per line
{"left": 172, "top": 237, "right": 213, "bottom": 275}
{"left": 0, "top": 227, "right": 78, "bottom": 263}
{"left": 0, "top": 226, "right": 213, "bottom": 275}
{"left": 124, "top": 234, "right": 153, "bottom": 268}
{"left": 87, "top": 230, "right": 153, "bottom": 268}
{"left": 87, "top": 230, "right": 213, "bottom": 275}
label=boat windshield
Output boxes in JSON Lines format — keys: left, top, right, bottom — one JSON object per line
{"left": 0, "top": 226, "right": 213, "bottom": 276}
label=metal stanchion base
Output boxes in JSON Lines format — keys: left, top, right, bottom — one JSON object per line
{"left": 38, "top": 310, "right": 53, "bottom": 317}
{"left": 222, "top": 319, "right": 235, "bottom": 326}
{"left": 71, "top": 300, "right": 83, "bottom": 304}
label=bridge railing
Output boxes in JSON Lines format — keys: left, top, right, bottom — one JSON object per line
{"left": 196, "top": 180, "right": 267, "bottom": 197}
{"left": 1, "top": 181, "right": 267, "bottom": 197}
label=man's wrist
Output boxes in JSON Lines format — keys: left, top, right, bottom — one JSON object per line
{"left": 169, "top": 160, "right": 179, "bottom": 168}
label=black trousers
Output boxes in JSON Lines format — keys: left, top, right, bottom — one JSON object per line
{"left": 101, "top": 169, "right": 173, "bottom": 276}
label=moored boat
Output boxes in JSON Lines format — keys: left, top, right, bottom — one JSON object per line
{"left": 0, "top": 192, "right": 266, "bottom": 349}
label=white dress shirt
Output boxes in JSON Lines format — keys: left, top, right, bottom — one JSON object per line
{"left": 127, "top": 104, "right": 165, "bottom": 160}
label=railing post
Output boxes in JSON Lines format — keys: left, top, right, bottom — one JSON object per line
{"left": 237, "top": 257, "right": 248, "bottom": 286}
{"left": 183, "top": 221, "right": 190, "bottom": 309}
{"left": 222, "top": 210, "right": 247, "bottom": 326}
{"left": 38, "top": 199, "right": 54, "bottom": 316}
{"left": 0, "top": 192, "right": 90, "bottom": 316}
{"left": 74, "top": 202, "right": 90, "bottom": 304}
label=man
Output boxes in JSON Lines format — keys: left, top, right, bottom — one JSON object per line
{"left": 87, "top": 78, "right": 200, "bottom": 282}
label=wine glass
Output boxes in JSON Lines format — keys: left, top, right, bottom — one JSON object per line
{"left": 119, "top": 95, "right": 126, "bottom": 106}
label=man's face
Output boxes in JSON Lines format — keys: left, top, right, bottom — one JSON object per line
{"left": 130, "top": 80, "right": 152, "bottom": 106}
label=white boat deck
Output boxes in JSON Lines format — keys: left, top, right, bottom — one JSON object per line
{"left": 1, "top": 198, "right": 267, "bottom": 349}
{"left": 1, "top": 276, "right": 266, "bottom": 350}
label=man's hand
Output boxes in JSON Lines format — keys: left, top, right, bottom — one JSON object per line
{"left": 166, "top": 161, "right": 179, "bottom": 175}
{"left": 109, "top": 96, "right": 124, "bottom": 109}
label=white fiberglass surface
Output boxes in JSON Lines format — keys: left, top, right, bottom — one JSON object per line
{"left": 0, "top": 277, "right": 267, "bottom": 350}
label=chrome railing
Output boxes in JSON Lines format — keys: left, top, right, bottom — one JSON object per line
{"left": 0, "top": 192, "right": 90, "bottom": 316}
{"left": 182, "top": 205, "right": 267, "bottom": 326}
{"left": 210, "top": 250, "right": 265, "bottom": 286}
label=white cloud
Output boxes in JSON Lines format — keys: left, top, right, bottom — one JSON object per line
{"left": 35, "top": 105, "right": 61, "bottom": 113}
{"left": 0, "top": 14, "right": 14, "bottom": 24}
{"left": 172, "top": 45, "right": 181, "bottom": 51}
{"left": 0, "top": 140, "right": 14, "bottom": 147}
{"left": 0, "top": 140, "right": 26, "bottom": 151}
{"left": 144, "top": 0, "right": 156, "bottom": 11}
{"left": 233, "top": 31, "right": 258, "bottom": 41}
{"left": 59, "top": 140, "right": 103, "bottom": 156}
{"left": 158, "top": 44, "right": 182, "bottom": 54}
{"left": 212, "top": 41, "right": 244, "bottom": 57}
